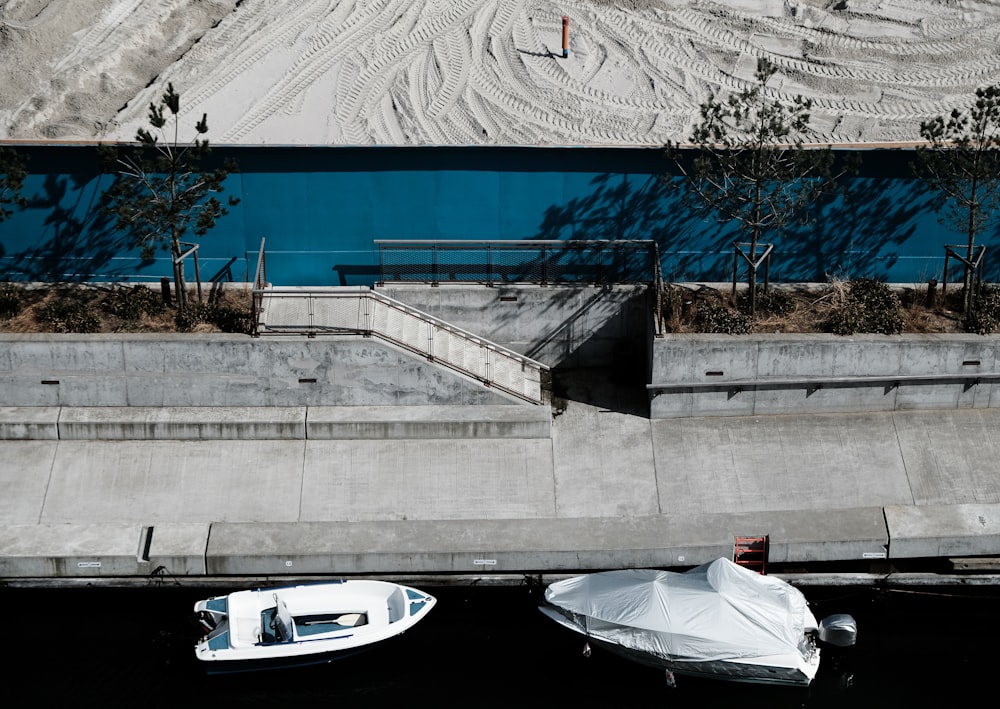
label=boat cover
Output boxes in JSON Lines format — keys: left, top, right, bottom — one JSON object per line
{"left": 544, "top": 558, "right": 818, "bottom": 664}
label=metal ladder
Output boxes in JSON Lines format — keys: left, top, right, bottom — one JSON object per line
{"left": 733, "top": 535, "right": 768, "bottom": 574}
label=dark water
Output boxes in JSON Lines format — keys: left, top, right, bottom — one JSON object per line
{"left": 5, "top": 580, "right": 996, "bottom": 708}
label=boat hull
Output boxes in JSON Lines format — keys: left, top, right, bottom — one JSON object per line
{"left": 585, "top": 632, "right": 813, "bottom": 687}
{"left": 539, "top": 606, "right": 816, "bottom": 687}
{"left": 199, "top": 645, "right": 373, "bottom": 675}
{"left": 194, "top": 580, "right": 436, "bottom": 674}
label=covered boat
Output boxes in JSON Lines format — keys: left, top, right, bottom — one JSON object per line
{"left": 194, "top": 580, "right": 436, "bottom": 674}
{"left": 540, "top": 558, "right": 855, "bottom": 687}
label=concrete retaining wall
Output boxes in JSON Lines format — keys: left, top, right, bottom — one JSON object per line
{"left": 0, "top": 405, "right": 551, "bottom": 440}
{"left": 377, "top": 284, "right": 650, "bottom": 369}
{"left": 0, "top": 507, "right": 905, "bottom": 579}
{"left": 0, "top": 334, "right": 517, "bottom": 408}
{"left": 885, "top": 504, "right": 1000, "bottom": 559}
{"left": 0, "top": 523, "right": 209, "bottom": 578}
{"left": 651, "top": 333, "right": 1000, "bottom": 418}
{"left": 5, "top": 503, "right": 998, "bottom": 578}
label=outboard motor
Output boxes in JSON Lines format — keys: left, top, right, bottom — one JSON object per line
{"left": 818, "top": 614, "right": 858, "bottom": 647}
{"left": 196, "top": 610, "right": 218, "bottom": 635}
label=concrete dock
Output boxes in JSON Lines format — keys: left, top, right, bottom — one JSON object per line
{"left": 3, "top": 388, "right": 1000, "bottom": 585}
{"left": 2, "top": 285, "right": 1000, "bottom": 586}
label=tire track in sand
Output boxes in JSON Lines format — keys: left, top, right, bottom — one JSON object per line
{"left": 111, "top": 0, "right": 324, "bottom": 132}
{"left": 220, "top": 0, "right": 403, "bottom": 143}
{"left": 27, "top": 0, "right": 1000, "bottom": 146}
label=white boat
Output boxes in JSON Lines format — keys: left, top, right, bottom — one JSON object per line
{"left": 540, "top": 558, "right": 856, "bottom": 687}
{"left": 193, "top": 580, "right": 436, "bottom": 674}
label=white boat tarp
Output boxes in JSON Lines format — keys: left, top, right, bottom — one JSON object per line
{"left": 544, "top": 558, "right": 818, "bottom": 665}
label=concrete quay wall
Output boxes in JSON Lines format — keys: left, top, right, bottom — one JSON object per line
{"left": 651, "top": 333, "right": 1000, "bottom": 418}
{"left": 0, "top": 405, "right": 551, "bottom": 441}
{"left": 0, "top": 334, "right": 518, "bottom": 408}
{"left": 3, "top": 503, "right": 998, "bottom": 580}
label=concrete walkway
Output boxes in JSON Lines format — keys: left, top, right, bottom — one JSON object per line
{"left": 3, "top": 369, "right": 1000, "bottom": 582}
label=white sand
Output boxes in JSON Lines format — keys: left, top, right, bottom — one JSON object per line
{"left": 2, "top": 0, "right": 1000, "bottom": 145}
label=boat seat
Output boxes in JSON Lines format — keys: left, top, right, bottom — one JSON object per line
{"left": 336, "top": 613, "right": 366, "bottom": 627}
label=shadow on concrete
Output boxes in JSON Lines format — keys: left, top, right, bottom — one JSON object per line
{"left": 521, "top": 286, "right": 644, "bottom": 363}
{"left": 547, "top": 364, "right": 649, "bottom": 418}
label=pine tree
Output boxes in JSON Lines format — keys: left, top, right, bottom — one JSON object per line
{"left": 0, "top": 146, "right": 27, "bottom": 223}
{"left": 101, "top": 83, "right": 238, "bottom": 312}
{"left": 913, "top": 85, "right": 1000, "bottom": 319}
{"left": 668, "top": 58, "right": 839, "bottom": 316}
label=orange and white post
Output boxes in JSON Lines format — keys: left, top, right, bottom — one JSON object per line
{"left": 561, "top": 16, "right": 569, "bottom": 58}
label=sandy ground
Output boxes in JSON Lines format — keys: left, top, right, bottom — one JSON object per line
{"left": 2, "top": 0, "right": 1000, "bottom": 145}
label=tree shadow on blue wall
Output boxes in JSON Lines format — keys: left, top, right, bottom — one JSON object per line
{"left": 0, "top": 171, "right": 142, "bottom": 282}
{"left": 530, "top": 171, "right": 730, "bottom": 283}
{"left": 778, "top": 176, "right": 924, "bottom": 283}
{"left": 528, "top": 153, "right": 931, "bottom": 286}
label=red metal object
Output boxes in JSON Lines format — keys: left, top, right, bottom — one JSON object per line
{"left": 734, "top": 536, "right": 769, "bottom": 574}
{"left": 562, "top": 16, "right": 569, "bottom": 58}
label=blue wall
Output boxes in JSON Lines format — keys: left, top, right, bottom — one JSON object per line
{"left": 0, "top": 145, "right": 991, "bottom": 286}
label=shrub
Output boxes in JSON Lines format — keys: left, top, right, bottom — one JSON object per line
{"left": 828, "top": 278, "right": 903, "bottom": 335}
{"left": 739, "top": 287, "right": 795, "bottom": 317}
{"left": 174, "top": 298, "right": 254, "bottom": 334}
{"left": 100, "top": 285, "right": 165, "bottom": 321}
{"left": 174, "top": 301, "right": 214, "bottom": 332}
{"left": 695, "top": 303, "right": 753, "bottom": 334}
{"left": 212, "top": 303, "right": 256, "bottom": 335}
{"left": 0, "top": 283, "right": 25, "bottom": 319}
{"left": 964, "top": 285, "right": 1000, "bottom": 334}
{"left": 36, "top": 297, "right": 101, "bottom": 333}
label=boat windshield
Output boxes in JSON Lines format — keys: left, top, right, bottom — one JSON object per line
{"left": 260, "top": 603, "right": 293, "bottom": 644}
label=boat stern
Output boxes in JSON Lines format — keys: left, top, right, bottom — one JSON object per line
{"left": 193, "top": 594, "right": 232, "bottom": 663}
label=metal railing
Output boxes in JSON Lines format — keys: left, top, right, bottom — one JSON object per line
{"left": 253, "top": 287, "right": 547, "bottom": 404}
{"left": 252, "top": 237, "right": 267, "bottom": 334}
{"left": 376, "top": 239, "right": 660, "bottom": 287}
{"left": 648, "top": 372, "right": 1000, "bottom": 394}
{"left": 253, "top": 237, "right": 268, "bottom": 290}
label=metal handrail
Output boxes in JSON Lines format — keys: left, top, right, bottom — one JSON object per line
{"left": 251, "top": 237, "right": 267, "bottom": 335}
{"left": 648, "top": 371, "right": 1000, "bottom": 392}
{"left": 375, "top": 239, "right": 660, "bottom": 287}
{"left": 375, "top": 239, "right": 657, "bottom": 246}
{"left": 650, "top": 241, "right": 664, "bottom": 337}
{"left": 253, "top": 237, "right": 267, "bottom": 290}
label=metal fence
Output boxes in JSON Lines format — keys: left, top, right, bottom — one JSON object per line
{"left": 376, "top": 239, "right": 660, "bottom": 286}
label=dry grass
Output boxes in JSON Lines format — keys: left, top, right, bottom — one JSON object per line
{"left": 0, "top": 283, "right": 254, "bottom": 334}
{"left": 0, "top": 280, "right": 974, "bottom": 335}
{"left": 663, "top": 281, "right": 968, "bottom": 335}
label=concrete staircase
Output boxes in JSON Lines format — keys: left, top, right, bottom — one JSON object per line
{"left": 255, "top": 286, "right": 547, "bottom": 404}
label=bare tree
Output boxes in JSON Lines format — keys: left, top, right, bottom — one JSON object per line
{"left": 101, "top": 83, "right": 238, "bottom": 312}
{"left": 913, "top": 85, "right": 1000, "bottom": 319}
{"left": 0, "top": 146, "right": 27, "bottom": 223}
{"left": 668, "top": 58, "right": 840, "bottom": 316}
